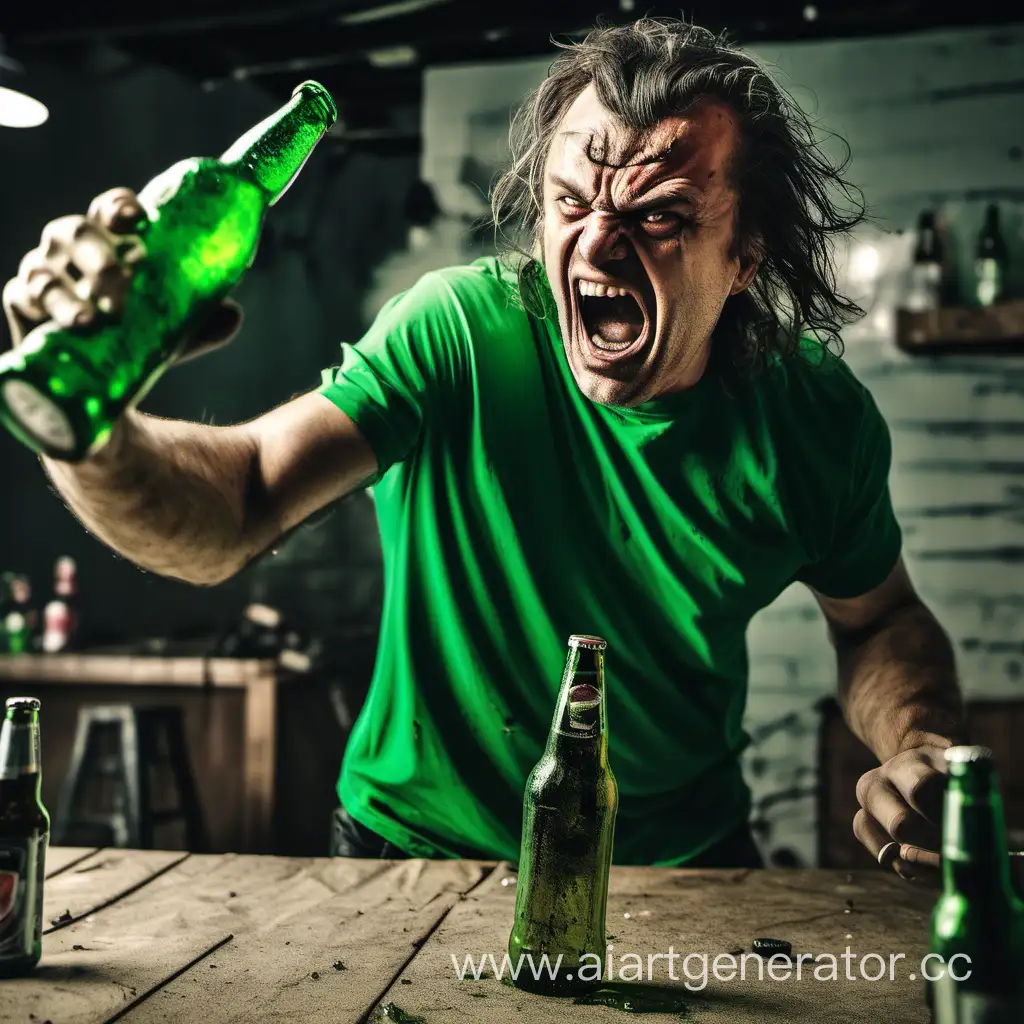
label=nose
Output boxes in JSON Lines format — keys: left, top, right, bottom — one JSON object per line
{"left": 577, "top": 211, "right": 630, "bottom": 266}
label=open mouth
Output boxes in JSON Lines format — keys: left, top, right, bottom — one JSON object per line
{"left": 576, "top": 278, "right": 650, "bottom": 360}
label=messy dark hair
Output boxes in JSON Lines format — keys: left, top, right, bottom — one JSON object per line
{"left": 489, "top": 17, "right": 867, "bottom": 372}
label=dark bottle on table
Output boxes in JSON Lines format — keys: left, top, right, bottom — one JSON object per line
{"left": 975, "top": 203, "right": 1008, "bottom": 308}
{"left": 0, "top": 697, "right": 50, "bottom": 976}
{"left": 41, "top": 557, "right": 78, "bottom": 654}
{"left": 508, "top": 634, "right": 618, "bottom": 995}
{"left": 929, "top": 746, "right": 1024, "bottom": 1022}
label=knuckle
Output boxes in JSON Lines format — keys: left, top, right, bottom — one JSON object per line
{"left": 884, "top": 806, "right": 910, "bottom": 839}
{"left": 17, "top": 248, "right": 44, "bottom": 279}
{"left": 855, "top": 769, "right": 878, "bottom": 807}
{"left": 40, "top": 214, "right": 88, "bottom": 248}
{"left": 26, "top": 271, "right": 59, "bottom": 304}
{"left": 2, "top": 277, "right": 25, "bottom": 314}
{"left": 852, "top": 808, "right": 869, "bottom": 840}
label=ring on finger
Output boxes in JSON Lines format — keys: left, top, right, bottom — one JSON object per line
{"left": 877, "top": 841, "right": 900, "bottom": 868}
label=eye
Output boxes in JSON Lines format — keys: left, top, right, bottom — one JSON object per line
{"left": 640, "top": 210, "right": 686, "bottom": 235}
{"left": 558, "top": 195, "right": 588, "bottom": 213}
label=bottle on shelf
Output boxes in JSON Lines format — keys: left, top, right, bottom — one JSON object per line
{"left": 975, "top": 203, "right": 1009, "bottom": 308}
{"left": 903, "top": 210, "right": 945, "bottom": 313}
{"left": 41, "top": 557, "right": 79, "bottom": 654}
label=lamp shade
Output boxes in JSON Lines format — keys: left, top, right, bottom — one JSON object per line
{"left": 0, "top": 45, "right": 48, "bottom": 128}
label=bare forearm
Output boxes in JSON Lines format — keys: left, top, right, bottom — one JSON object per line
{"left": 43, "top": 410, "right": 272, "bottom": 586}
{"left": 835, "top": 601, "right": 965, "bottom": 763}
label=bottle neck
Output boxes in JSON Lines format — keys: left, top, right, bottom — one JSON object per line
{"left": 546, "top": 645, "right": 609, "bottom": 765}
{"left": 0, "top": 712, "right": 41, "bottom": 784}
{"left": 219, "top": 81, "right": 337, "bottom": 206}
{"left": 942, "top": 768, "right": 1016, "bottom": 902}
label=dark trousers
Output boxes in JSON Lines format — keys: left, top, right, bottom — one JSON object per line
{"left": 330, "top": 805, "right": 763, "bottom": 868}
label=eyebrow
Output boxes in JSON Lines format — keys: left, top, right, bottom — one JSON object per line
{"left": 547, "top": 174, "right": 704, "bottom": 214}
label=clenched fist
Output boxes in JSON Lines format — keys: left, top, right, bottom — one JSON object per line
{"left": 3, "top": 186, "right": 242, "bottom": 360}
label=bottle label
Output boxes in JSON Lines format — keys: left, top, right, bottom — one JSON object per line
{"left": 975, "top": 258, "right": 1003, "bottom": 308}
{"left": 0, "top": 723, "right": 39, "bottom": 779}
{"left": 0, "top": 836, "right": 47, "bottom": 961}
{"left": 932, "top": 974, "right": 1024, "bottom": 1023}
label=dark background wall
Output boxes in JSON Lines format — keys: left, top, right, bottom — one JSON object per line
{"left": 0, "top": 44, "right": 408, "bottom": 648}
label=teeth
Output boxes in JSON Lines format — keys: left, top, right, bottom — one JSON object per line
{"left": 578, "top": 280, "right": 629, "bottom": 299}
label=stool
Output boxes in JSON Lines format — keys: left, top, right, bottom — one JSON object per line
{"left": 52, "top": 705, "right": 207, "bottom": 851}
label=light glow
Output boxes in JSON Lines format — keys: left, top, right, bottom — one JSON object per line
{"left": 0, "top": 84, "right": 48, "bottom": 128}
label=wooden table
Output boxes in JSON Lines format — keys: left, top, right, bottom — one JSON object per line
{"left": 3, "top": 847, "right": 938, "bottom": 1023}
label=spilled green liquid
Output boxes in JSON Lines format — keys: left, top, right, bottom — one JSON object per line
{"left": 502, "top": 974, "right": 690, "bottom": 1017}
{"left": 377, "top": 1004, "right": 427, "bottom": 1024}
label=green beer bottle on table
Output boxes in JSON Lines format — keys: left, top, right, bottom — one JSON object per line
{"left": 0, "top": 80, "right": 337, "bottom": 461}
{"left": 929, "top": 745, "right": 1024, "bottom": 1022}
{"left": 0, "top": 698, "right": 50, "bottom": 977}
{"left": 509, "top": 634, "right": 618, "bottom": 996}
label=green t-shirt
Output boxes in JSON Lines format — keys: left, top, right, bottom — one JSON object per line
{"left": 318, "top": 256, "right": 901, "bottom": 865}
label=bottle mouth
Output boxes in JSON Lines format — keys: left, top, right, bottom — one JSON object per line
{"left": 568, "top": 634, "right": 607, "bottom": 651}
{"left": 5, "top": 697, "right": 40, "bottom": 712}
{"left": 292, "top": 80, "right": 338, "bottom": 127}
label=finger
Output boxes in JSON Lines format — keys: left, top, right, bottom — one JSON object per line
{"left": 10, "top": 250, "right": 89, "bottom": 330}
{"left": 899, "top": 844, "right": 940, "bottom": 870}
{"left": 897, "top": 845, "right": 941, "bottom": 889}
{"left": 40, "top": 270, "right": 94, "bottom": 329}
{"left": 67, "top": 230, "right": 120, "bottom": 280}
{"left": 861, "top": 774, "right": 937, "bottom": 850}
{"left": 888, "top": 752, "right": 947, "bottom": 825}
{"left": 853, "top": 809, "right": 930, "bottom": 885}
{"left": 6, "top": 251, "right": 52, "bottom": 323}
{"left": 87, "top": 187, "right": 147, "bottom": 235}
{"left": 2, "top": 278, "right": 32, "bottom": 346}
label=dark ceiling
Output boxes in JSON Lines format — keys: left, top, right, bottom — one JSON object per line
{"left": 5, "top": 1, "right": 1021, "bottom": 141}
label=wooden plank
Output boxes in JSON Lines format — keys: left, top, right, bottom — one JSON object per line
{"left": 369, "top": 866, "right": 936, "bottom": 1023}
{"left": 118, "top": 857, "right": 495, "bottom": 1024}
{"left": 0, "top": 655, "right": 278, "bottom": 688}
{"left": 43, "top": 849, "right": 189, "bottom": 932}
{"left": 6, "top": 854, "right": 386, "bottom": 1024}
{"left": 241, "top": 675, "right": 277, "bottom": 853}
{"left": 45, "top": 846, "right": 100, "bottom": 878}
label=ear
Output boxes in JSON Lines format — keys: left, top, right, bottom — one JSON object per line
{"left": 729, "top": 256, "right": 759, "bottom": 296}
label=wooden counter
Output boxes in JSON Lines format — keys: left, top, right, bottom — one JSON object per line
{"left": 0, "top": 655, "right": 342, "bottom": 855}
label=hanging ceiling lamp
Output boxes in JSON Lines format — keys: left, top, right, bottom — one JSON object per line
{"left": 0, "top": 36, "right": 48, "bottom": 128}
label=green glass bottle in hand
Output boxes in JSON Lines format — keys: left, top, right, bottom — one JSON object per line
{"left": 508, "top": 635, "right": 618, "bottom": 996}
{"left": 929, "top": 746, "right": 1024, "bottom": 1022}
{"left": 0, "top": 81, "right": 337, "bottom": 461}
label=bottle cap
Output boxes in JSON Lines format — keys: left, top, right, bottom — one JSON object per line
{"left": 5, "top": 696, "right": 40, "bottom": 712}
{"left": 752, "top": 937, "right": 792, "bottom": 958}
{"left": 945, "top": 745, "right": 993, "bottom": 764}
{"left": 568, "top": 635, "right": 607, "bottom": 650}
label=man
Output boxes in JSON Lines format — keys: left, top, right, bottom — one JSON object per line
{"left": 3, "top": 18, "right": 962, "bottom": 876}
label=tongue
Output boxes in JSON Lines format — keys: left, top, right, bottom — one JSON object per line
{"left": 588, "top": 294, "right": 645, "bottom": 345}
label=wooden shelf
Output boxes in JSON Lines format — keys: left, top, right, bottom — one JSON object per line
{"left": 896, "top": 298, "right": 1024, "bottom": 355}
